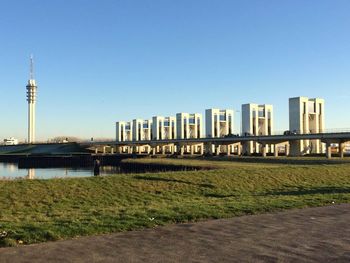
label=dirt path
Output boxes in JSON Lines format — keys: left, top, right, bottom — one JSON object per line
{"left": 1, "top": 204, "right": 350, "bottom": 263}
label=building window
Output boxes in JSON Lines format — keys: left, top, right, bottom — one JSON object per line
{"left": 219, "top": 113, "right": 226, "bottom": 121}
{"left": 258, "top": 109, "right": 265, "bottom": 118}
{"left": 308, "top": 101, "right": 315, "bottom": 113}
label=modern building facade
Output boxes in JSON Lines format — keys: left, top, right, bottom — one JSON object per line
{"left": 176, "top": 113, "right": 203, "bottom": 139}
{"left": 132, "top": 119, "right": 152, "bottom": 141}
{"left": 151, "top": 116, "right": 176, "bottom": 154}
{"left": 116, "top": 121, "right": 133, "bottom": 153}
{"left": 205, "top": 108, "right": 235, "bottom": 155}
{"left": 176, "top": 113, "right": 203, "bottom": 154}
{"left": 131, "top": 119, "right": 152, "bottom": 153}
{"left": 26, "top": 56, "right": 37, "bottom": 144}
{"left": 205, "top": 109, "right": 234, "bottom": 138}
{"left": 289, "top": 96, "right": 325, "bottom": 155}
{"left": 116, "top": 121, "right": 133, "bottom": 142}
{"left": 242, "top": 103, "right": 274, "bottom": 154}
{"left": 151, "top": 116, "right": 176, "bottom": 140}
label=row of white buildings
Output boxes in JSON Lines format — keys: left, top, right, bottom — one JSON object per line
{"left": 116, "top": 96, "right": 325, "bottom": 155}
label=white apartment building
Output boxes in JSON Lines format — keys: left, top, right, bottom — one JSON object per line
{"left": 242, "top": 103, "right": 274, "bottom": 154}
{"left": 289, "top": 97, "right": 325, "bottom": 155}
{"left": 205, "top": 109, "right": 234, "bottom": 137}
{"left": 176, "top": 113, "right": 203, "bottom": 139}
{"left": 133, "top": 119, "right": 152, "bottom": 141}
{"left": 151, "top": 116, "right": 176, "bottom": 140}
{"left": 205, "top": 108, "right": 235, "bottom": 155}
{"left": 116, "top": 121, "right": 133, "bottom": 142}
{"left": 176, "top": 113, "right": 203, "bottom": 154}
{"left": 132, "top": 119, "right": 152, "bottom": 153}
{"left": 116, "top": 121, "right": 133, "bottom": 153}
{"left": 151, "top": 116, "right": 176, "bottom": 154}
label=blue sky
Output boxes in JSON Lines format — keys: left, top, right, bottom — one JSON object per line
{"left": 1, "top": 0, "right": 350, "bottom": 140}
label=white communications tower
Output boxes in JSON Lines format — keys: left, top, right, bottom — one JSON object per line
{"left": 26, "top": 55, "right": 37, "bottom": 143}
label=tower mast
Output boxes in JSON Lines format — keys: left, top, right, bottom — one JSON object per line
{"left": 26, "top": 55, "right": 37, "bottom": 144}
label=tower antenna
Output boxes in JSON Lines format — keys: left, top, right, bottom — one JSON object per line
{"left": 30, "top": 54, "right": 34, "bottom": 79}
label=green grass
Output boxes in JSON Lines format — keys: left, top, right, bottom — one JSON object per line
{"left": 1, "top": 158, "right": 350, "bottom": 247}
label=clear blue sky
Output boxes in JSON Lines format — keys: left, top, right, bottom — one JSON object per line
{"left": 1, "top": 0, "right": 350, "bottom": 140}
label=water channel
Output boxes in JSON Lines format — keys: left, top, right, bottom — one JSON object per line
{"left": 0, "top": 162, "right": 122, "bottom": 180}
{"left": 0, "top": 161, "right": 204, "bottom": 180}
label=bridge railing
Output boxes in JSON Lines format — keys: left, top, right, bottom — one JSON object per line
{"left": 270, "top": 128, "right": 350, "bottom": 136}
{"left": 78, "top": 128, "right": 350, "bottom": 144}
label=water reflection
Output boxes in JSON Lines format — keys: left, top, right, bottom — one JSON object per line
{"left": 0, "top": 162, "right": 135, "bottom": 180}
{"left": 0, "top": 162, "right": 94, "bottom": 180}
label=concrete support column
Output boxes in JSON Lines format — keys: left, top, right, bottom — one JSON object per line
{"left": 152, "top": 147, "right": 156, "bottom": 156}
{"left": 285, "top": 144, "right": 290, "bottom": 157}
{"left": 200, "top": 144, "right": 204, "bottom": 155}
{"left": 205, "top": 143, "right": 213, "bottom": 155}
{"left": 326, "top": 143, "right": 332, "bottom": 159}
{"left": 190, "top": 145, "right": 194, "bottom": 155}
{"left": 339, "top": 142, "right": 345, "bottom": 159}
{"left": 215, "top": 145, "right": 220, "bottom": 156}
{"left": 237, "top": 144, "right": 242, "bottom": 156}
{"left": 111, "top": 147, "right": 114, "bottom": 154}
{"left": 274, "top": 144, "right": 278, "bottom": 157}
{"left": 162, "top": 145, "right": 166, "bottom": 154}
{"left": 171, "top": 145, "right": 175, "bottom": 155}
{"left": 138, "top": 146, "right": 142, "bottom": 154}
{"left": 180, "top": 145, "right": 184, "bottom": 156}
{"left": 95, "top": 148, "right": 98, "bottom": 154}
{"left": 262, "top": 145, "right": 267, "bottom": 158}
{"left": 226, "top": 146, "right": 231, "bottom": 156}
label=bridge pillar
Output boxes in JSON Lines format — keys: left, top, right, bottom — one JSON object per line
{"left": 237, "top": 144, "right": 242, "bottom": 156}
{"left": 326, "top": 143, "right": 332, "bottom": 159}
{"left": 226, "top": 146, "right": 231, "bottom": 156}
{"left": 262, "top": 144, "right": 267, "bottom": 158}
{"left": 151, "top": 147, "right": 156, "bottom": 156}
{"left": 170, "top": 145, "right": 175, "bottom": 155}
{"left": 138, "top": 146, "right": 142, "bottom": 154}
{"left": 95, "top": 148, "right": 98, "bottom": 154}
{"left": 285, "top": 144, "right": 290, "bottom": 156}
{"left": 289, "top": 141, "right": 302, "bottom": 157}
{"left": 199, "top": 144, "right": 204, "bottom": 155}
{"left": 339, "top": 142, "right": 345, "bottom": 158}
{"left": 180, "top": 145, "right": 185, "bottom": 156}
{"left": 204, "top": 143, "right": 213, "bottom": 155}
{"left": 190, "top": 145, "right": 194, "bottom": 155}
{"left": 242, "top": 142, "right": 250, "bottom": 156}
{"left": 111, "top": 147, "right": 114, "bottom": 154}
{"left": 274, "top": 144, "right": 279, "bottom": 157}
{"left": 215, "top": 145, "right": 220, "bottom": 156}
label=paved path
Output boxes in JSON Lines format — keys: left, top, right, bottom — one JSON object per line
{"left": 1, "top": 204, "right": 350, "bottom": 263}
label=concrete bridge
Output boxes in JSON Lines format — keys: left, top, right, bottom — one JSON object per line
{"left": 81, "top": 131, "right": 350, "bottom": 159}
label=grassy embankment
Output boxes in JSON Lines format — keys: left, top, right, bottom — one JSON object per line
{"left": 1, "top": 158, "right": 350, "bottom": 246}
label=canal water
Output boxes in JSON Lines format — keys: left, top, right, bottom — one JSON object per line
{"left": 0, "top": 162, "right": 121, "bottom": 180}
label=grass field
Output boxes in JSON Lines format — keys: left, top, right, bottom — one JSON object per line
{"left": 1, "top": 158, "right": 350, "bottom": 247}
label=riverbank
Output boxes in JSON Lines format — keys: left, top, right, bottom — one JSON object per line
{"left": 1, "top": 158, "right": 350, "bottom": 247}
